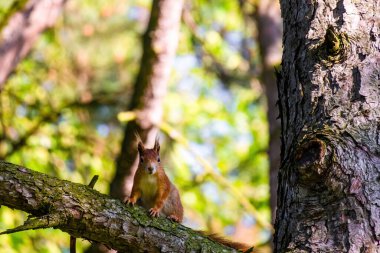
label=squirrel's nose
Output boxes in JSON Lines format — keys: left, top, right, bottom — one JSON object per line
{"left": 148, "top": 167, "right": 154, "bottom": 173}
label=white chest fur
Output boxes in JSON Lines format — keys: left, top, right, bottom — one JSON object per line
{"left": 139, "top": 174, "right": 158, "bottom": 201}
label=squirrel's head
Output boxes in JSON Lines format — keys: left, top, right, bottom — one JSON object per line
{"left": 137, "top": 138, "right": 160, "bottom": 175}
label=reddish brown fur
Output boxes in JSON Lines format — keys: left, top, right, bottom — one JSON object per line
{"left": 200, "top": 232, "right": 254, "bottom": 252}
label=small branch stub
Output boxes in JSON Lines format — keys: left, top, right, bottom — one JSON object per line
{"left": 0, "top": 213, "right": 64, "bottom": 235}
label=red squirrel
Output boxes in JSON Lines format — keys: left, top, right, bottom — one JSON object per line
{"left": 125, "top": 138, "right": 252, "bottom": 252}
{"left": 125, "top": 138, "right": 184, "bottom": 222}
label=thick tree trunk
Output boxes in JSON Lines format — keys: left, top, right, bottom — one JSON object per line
{"left": 0, "top": 0, "right": 66, "bottom": 89}
{"left": 0, "top": 161, "right": 239, "bottom": 253}
{"left": 274, "top": 0, "right": 380, "bottom": 252}
{"left": 110, "top": 0, "right": 183, "bottom": 201}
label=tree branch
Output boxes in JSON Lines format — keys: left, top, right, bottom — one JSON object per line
{"left": 0, "top": 161, "right": 239, "bottom": 252}
{"left": 0, "top": 0, "right": 67, "bottom": 88}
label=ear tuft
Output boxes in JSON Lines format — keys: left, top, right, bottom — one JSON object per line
{"left": 138, "top": 141, "right": 145, "bottom": 155}
{"left": 153, "top": 137, "right": 160, "bottom": 153}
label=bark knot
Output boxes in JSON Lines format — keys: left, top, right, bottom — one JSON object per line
{"left": 295, "top": 139, "right": 328, "bottom": 185}
{"left": 316, "top": 26, "right": 349, "bottom": 66}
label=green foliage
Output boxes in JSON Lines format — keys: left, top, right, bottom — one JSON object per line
{"left": 0, "top": 0, "right": 270, "bottom": 251}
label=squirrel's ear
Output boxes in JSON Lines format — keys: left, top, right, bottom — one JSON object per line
{"left": 153, "top": 138, "right": 160, "bottom": 153}
{"left": 138, "top": 141, "right": 145, "bottom": 155}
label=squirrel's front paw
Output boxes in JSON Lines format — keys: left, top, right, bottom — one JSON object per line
{"left": 168, "top": 214, "right": 180, "bottom": 222}
{"left": 149, "top": 207, "right": 160, "bottom": 217}
{"left": 125, "top": 197, "right": 136, "bottom": 206}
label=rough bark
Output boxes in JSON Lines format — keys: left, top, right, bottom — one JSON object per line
{"left": 274, "top": 0, "right": 380, "bottom": 252}
{"left": 0, "top": 161, "right": 239, "bottom": 253}
{"left": 110, "top": 0, "right": 183, "bottom": 201}
{"left": 0, "top": 0, "right": 66, "bottom": 89}
{"left": 254, "top": 0, "right": 282, "bottom": 223}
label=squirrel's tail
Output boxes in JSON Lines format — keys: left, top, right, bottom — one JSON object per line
{"left": 199, "top": 231, "right": 255, "bottom": 252}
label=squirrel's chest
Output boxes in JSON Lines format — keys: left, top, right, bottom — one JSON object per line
{"left": 139, "top": 175, "right": 158, "bottom": 200}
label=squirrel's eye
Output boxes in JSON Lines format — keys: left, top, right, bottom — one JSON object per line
{"left": 140, "top": 157, "right": 144, "bottom": 163}
{"left": 157, "top": 157, "right": 160, "bottom": 162}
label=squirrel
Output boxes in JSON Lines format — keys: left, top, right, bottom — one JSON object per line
{"left": 125, "top": 138, "right": 184, "bottom": 222}
{"left": 125, "top": 138, "right": 253, "bottom": 252}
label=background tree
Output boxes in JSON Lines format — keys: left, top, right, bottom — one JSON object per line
{"left": 89, "top": 0, "right": 184, "bottom": 251}
{"left": 0, "top": 0, "right": 67, "bottom": 89}
{"left": 238, "top": 0, "right": 282, "bottom": 223}
{"left": 110, "top": 0, "right": 184, "bottom": 203}
{"left": 274, "top": 0, "right": 380, "bottom": 252}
